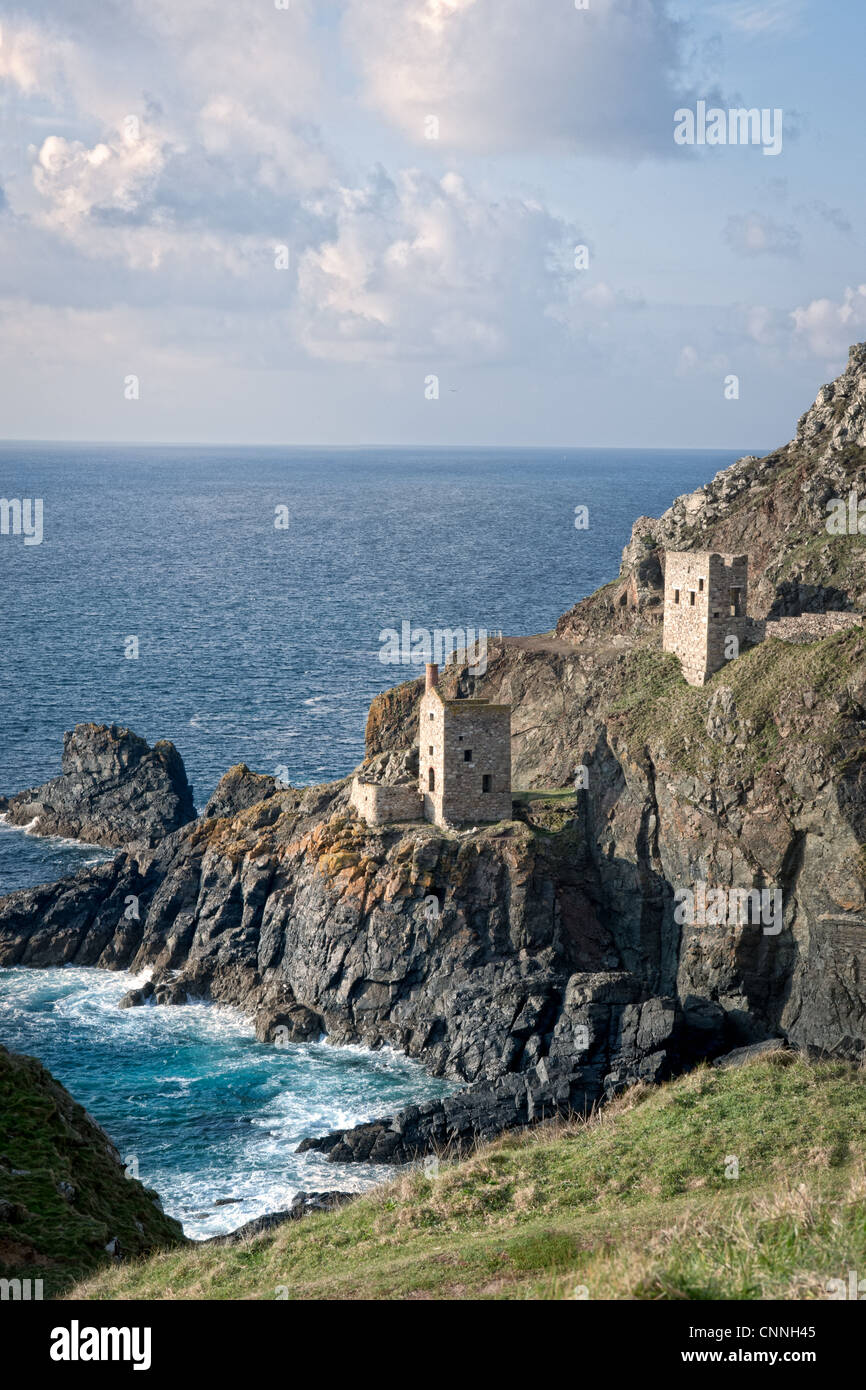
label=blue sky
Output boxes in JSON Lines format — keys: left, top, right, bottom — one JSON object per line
{"left": 0, "top": 0, "right": 862, "bottom": 448}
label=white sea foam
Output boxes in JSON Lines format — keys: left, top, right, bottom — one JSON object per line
{"left": 0, "top": 964, "right": 454, "bottom": 1239}
{"left": 0, "top": 813, "right": 109, "bottom": 856}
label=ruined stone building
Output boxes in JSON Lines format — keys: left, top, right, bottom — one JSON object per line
{"left": 350, "top": 663, "right": 512, "bottom": 829}
{"left": 663, "top": 549, "right": 862, "bottom": 686}
{"left": 419, "top": 663, "right": 512, "bottom": 828}
{"left": 663, "top": 550, "right": 748, "bottom": 686}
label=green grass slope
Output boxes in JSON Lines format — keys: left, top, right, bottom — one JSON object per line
{"left": 71, "top": 1052, "right": 866, "bottom": 1301}
{"left": 0, "top": 1045, "right": 185, "bottom": 1297}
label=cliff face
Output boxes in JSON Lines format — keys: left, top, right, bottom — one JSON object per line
{"left": 1, "top": 350, "right": 866, "bottom": 1158}
{"left": 361, "top": 627, "right": 866, "bottom": 1052}
{"left": 0, "top": 724, "right": 196, "bottom": 849}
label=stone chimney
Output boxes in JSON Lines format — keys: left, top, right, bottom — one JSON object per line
{"left": 425, "top": 663, "right": 439, "bottom": 692}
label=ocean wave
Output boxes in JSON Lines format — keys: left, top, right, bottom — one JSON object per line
{"left": 0, "top": 964, "right": 454, "bottom": 1239}
{"left": 0, "top": 814, "right": 110, "bottom": 856}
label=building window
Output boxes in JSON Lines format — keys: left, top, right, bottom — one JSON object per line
{"left": 428, "top": 768, "right": 435, "bottom": 792}
{"left": 429, "top": 712, "right": 434, "bottom": 720}
{"left": 674, "top": 589, "right": 680, "bottom": 604}
{"left": 428, "top": 745, "right": 433, "bottom": 755}
{"left": 698, "top": 577, "right": 704, "bottom": 592}
{"left": 482, "top": 774, "right": 492, "bottom": 793}
{"left": 729, "top": 587, "right": 743, "bottom": 617}
{"left": 464, "top": 749, "right": 472, "bottom": 762}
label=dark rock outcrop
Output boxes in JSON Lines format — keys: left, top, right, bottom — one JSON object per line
{"left": 299, "top": 995, "right": 684, "bottom": 1165}
{"left": 712, "top": 1039, "right": 787, "bottom": 1069}
{"left": 1, "top": 723, "right": 195, "bottom": 849}
{"left": 203, "top": 1191, "right": 355, "bottom": 1244}
{"left": 203, "top": 764, "right": 279, "bottom": 820}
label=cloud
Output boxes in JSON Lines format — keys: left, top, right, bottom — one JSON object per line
{"left": 741, "top": 303, "right": 788, "bottom": 346}
{"left": 33, "top": 131, "right": 166, "bottom": 233}
{"left": 1, "top": 4, "right": 332, "bottom": 191}
{"left": 3, "top": 7, "right": 611, "bottom": 374}
{"left": 710, "top": 1, "right": 806, "bottom": 35}
{"left": 0, "top": 19, "right": 72, "bottom": 93}
{"left": 295, "top": 168, "right": 578, "bottom": 364}
{"left": 341, "top": 0, "right": 697, "bottom": 157}
{"left": 790, "top": 285, "right": 866, "bottom": 360}
{"left": 796, "top": 200, "right": 852, "bottom": 236}
{"left": 675, "top": 343, "right": 729, "bottom": 376}
{"left": 0, "top": 7, "right": 336, "bottom": 298}
{"left": 724, "top": 212, "right": 800, "bottom": 258}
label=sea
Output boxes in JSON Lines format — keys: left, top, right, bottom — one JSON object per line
{"left": 0, "top": 441, "right": 745, "bottom": 1234}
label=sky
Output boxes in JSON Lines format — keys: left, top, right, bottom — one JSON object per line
{"left": 0, "top": 0, "right": 863, "bottom": 449}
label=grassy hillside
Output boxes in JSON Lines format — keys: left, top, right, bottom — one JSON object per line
{"left": 610, "top": 626, "right": 866, "bottom": 777}
{"left": 71, "top": 1051, "right": 866, "bottom": 1301}
{"left": 0, "top": 1045, "right": 185, "bottom": 1297}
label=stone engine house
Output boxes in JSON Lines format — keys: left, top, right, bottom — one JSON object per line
{"left": 350, "top": 662, "right": 512, "bottom": 829}
{"left": 663, "top": 550, "right": 748, "bottom": 687}
{"left": 419, "top": 663, "right": 512, "bottom": 828}
{"left": 662, "top": 548, "right": 863, "bottom": 687}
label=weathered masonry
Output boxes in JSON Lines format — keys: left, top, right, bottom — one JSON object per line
{"left": 419, "top": 663, "right": 512, "bottom": 828}
{"left": 663, "top": 550, "right": 748, "bottom": 686}
{"left": 348, "top": 778, "right": 422, "bottom": 827}
{"left": 350, "top": 663, "right": 512, "bottom": 828}
{"left": 662, "top": 549, "right": 864, "bottom": 686}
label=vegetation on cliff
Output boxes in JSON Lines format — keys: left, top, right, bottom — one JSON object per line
{"left": 0, "top": 1045, "right": 185, "bottom": 1297}
{"left": 70, "top": 1052, "right": 866, "bottom": 1301}
{"left": 609, "top": 625, "right": 866, "bottom": 778}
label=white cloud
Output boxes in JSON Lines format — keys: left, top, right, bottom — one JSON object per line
{"left": 710, "top": 1, "right": 806, "bottom": 35}
{"left": 342, "top": 0, "right": 696, "bottom": 157}
{"left": 675, "top": 343, "right": 729, "bottom": 376}
{"left": 791, "top": 285, "right": 866, "bottom": 360}
{"left": 742, "top": 303, "right": 786, "bottom": 346}
{"left": 33, "top": 132, "right": 165, "bottom": 232}
{"left": 1, "top": 4, "right": 332, "bottom": 192}
{"left": 724, "top": 212, "right": 800, "bottom": 257}
{"left": 0, "top": 20, "right": 57, "bottom": 91}
{"left": 295, "top": 168, "right": 578, "bottom": 363}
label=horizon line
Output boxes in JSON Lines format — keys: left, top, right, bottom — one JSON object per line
{"left": 0, "top": 438, "right": 771, "bottom": 454}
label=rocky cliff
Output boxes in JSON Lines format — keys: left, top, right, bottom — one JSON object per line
{"left": 557, "top": 340, "right": 866, "bottom": 641}
{"left": 0, "top": 723, "right": 196, "bottom": 849}
{"left": 2, "top": 349, "right": 866, "bottom": 1161}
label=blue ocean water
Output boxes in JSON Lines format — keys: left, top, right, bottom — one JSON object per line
{"left": 0, "top": 442, "right": 746, "bottom": 1233}
{"left": 0, "top": 966, "right": 453, "bottom": 1238}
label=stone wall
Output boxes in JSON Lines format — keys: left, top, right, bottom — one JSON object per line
{"left": 705, "top": 552, "right": 749, "bottom": 677}
{"left": 439, "top": 701, "right": 512, "bottom": 827}
{"left": 663, "top": 551, "right": 712, "bottom": 685}
{"left": 419, "top": 686, "right": 446, "bottom": 824}
{"left": 349, "top": 778, "right": 422, "bottom": 826}
{"left": 748, "top": 612, "right": 863, "bottom": 644}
